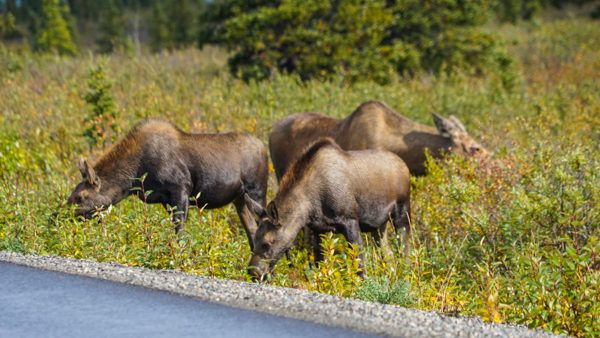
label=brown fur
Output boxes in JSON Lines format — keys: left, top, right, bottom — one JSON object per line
{"left": 277, "top": 138, "right": 340, "bottom": 196}
{"left": 245, "top": 137, "right": 411, "bottom": 280}
{"left": 67, "top": 119, "right": 269, "bottom": 251}
{"left": 269, "top": 101, "right": 490, "bottom": 178}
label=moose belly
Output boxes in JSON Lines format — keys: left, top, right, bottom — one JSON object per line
{"left": 190, "top": 179, "right": 242, "bottom": 209}
{"left": 357, "top": 201, "right": 396, "bottom": 230}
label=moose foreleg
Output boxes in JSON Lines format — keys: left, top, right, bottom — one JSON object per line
{"left": 171, "top": 190, "right": 189, "bottom": 233}
{"left": 311, "top": 230, "right": 324, "bottom": 264}
{"left": 341, "top": 219, "right": 365, "bottom": 277}
{"left": 234, "top": 196, "right": 258, "bottom": 252}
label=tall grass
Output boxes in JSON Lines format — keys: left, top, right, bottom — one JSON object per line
{"left": 1, "top": 19, "right": 598, "bottom": 336}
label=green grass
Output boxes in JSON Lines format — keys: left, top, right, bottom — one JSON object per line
{"left": 1, "top": 19, "right": 599, "bottom": 337}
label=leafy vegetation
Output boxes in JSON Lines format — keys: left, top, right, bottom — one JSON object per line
{"left": 35, "top": 0, "right": 77, "bottom": 55}
{"left": 200, "top": 0, "right": 513, "bottom": 83}
{"left": 82, "top": 64, "right": 120, "bottom": 148}
{"left": 0, "top": 16, "right": 598, "bottom": 337}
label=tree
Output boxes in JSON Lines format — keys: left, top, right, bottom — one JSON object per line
{"left": 201, "top": 0, "right": 512, "bottom": 84}
{"left": 96, "top": 0, "right": 127, "bottom": 53}
{"left": 170, "top": 0, "right": 194, "bottom": 48}
{"left": 83, "top": 64, "right": 120, "bottom": 148}
{"left": 149, "top": 0, "right": 170, "bottom": 51}
{"left": 35, "top": 0, "right": 77, "bottom": 54}
{"left": 1, "top": 12, "right": 19, "bottom": 40}
{"left": 198, "top": 0, "right": 274, "bottom": 47}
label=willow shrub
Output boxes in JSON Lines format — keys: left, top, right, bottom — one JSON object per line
{"left": 1, "top": 18, "right": 599, "bottom": 336}
{"left": 201, "top": 0, "right": 513, "bottom": 84}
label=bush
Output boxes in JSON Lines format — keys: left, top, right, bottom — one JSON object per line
{"left": 0, "top": 17, "right": 598, "bottom": 335}
{"left": 200, "top": 0, "right": 513, "bottom": 83}
{"left": 355, "top": 277, "right": 413, "bottom": 306}
{"left": 83, "top": 64, "right": 120, "bottom": 148}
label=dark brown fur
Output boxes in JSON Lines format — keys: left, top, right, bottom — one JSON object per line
{"left": 245, "top": 138, "right": 411, "bottom": 280}
{"left": 269, "top": 101, "right": 490, "bottom": 179}
{"left": 67, "top": 119, "right": 268, "bottom": 250}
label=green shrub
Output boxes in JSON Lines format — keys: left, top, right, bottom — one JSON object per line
{"left": 355, "top": 277, "right": 413, "bottom": 306}
{"left": 200, "top": 0, "right": 513, "bottom": 83}
{"left": 35, "top": 0, "right": 77, "bottom": 55}
{"left": 83, "top": 64, "right": 120, "bottom": 148}
{"left": 0, "top": 17, "right": 598, "bottom": 336}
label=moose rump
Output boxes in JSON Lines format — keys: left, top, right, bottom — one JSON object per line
{"left": 67, "top": 119, "right": 268, "bottom": 250}
{"left": 244, "top": 138, "right": 411, "bottom": 280}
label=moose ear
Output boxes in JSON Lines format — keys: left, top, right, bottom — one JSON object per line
{"left": 78, "top": 158, "right": 100, "bottom": 187}
{"left": 433, "top": 113, "right": 456, "bottom": 137}
{"left": 78, "top": 158, "right": 87, "bottom": 179}
{"left": 266, "top": 201, "right": 279, "bottom": 224}
{"left": 244, "top": 194, "right": 266, "bottom": 218}
{"left": 448, "top": 115, "right": 466, "bottom": 132}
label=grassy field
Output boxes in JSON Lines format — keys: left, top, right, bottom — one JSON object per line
{"left": 1, "top": 18, "right": 599, "bottom": 336}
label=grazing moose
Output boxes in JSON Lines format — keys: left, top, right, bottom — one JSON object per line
{"left": 244, "top": 138, "right": 411, "bottom": 281}
{"left": 67, "top": 119, "right": 268, "bottom": 250}
{"left": 269, "top": 100, "right": 490, "bottom": 179}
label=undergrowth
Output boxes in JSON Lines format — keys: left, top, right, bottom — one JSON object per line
{"left": 0, "top": 19, "right": 598, "bottom": 336}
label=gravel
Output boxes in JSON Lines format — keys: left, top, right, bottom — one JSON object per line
{"left": 0, "top": 251, "right": 559, "bottom": 338}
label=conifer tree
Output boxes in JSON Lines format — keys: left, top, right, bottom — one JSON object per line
{"left": 83, "top": 64, "right": 120, "bottom": 148}
{"left": 36, "top": 0, "right": 77, "bottom": 54}
{"left": 0, "top": 12, "right": 19, "bottom": 39}
{"left": 170, "top": 0, "right": 194, "bottom": 48}
{"left": 96, "top": 0, "right": 127, "bottom": 53}
{"left": 150, "top": 0, "right": 170, "bottom": 51}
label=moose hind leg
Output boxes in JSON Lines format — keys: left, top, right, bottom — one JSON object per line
{"left": 392, "top": 200, "right": 411, "bottom": 256}
{"left": 372, "top": 224, "right": 393, "bottom": 258}
{"left": 171, "top": 190, "right": 190, "bottom": 233}
{"left": 234, "top": 196, "right": 258, "bottom": 252}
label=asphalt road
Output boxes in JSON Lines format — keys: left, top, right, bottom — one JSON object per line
{"left": 0, "top": 262, "right": 374, "bottom": 338}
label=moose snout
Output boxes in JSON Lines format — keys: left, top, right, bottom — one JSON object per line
{"left": 469, "top": 143, "right": 491, "bottom": 159}
{"left": 74, "top": 207, "right": 94, "bottom": 219}
{"left": 248, "top": 255, "right": 271, "bottom": 282}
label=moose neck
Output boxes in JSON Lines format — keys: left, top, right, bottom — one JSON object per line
{"left": 402, "top": 127, "right": 454, "bottom": 157}
{"left": 276, "top": 190, "right": 312, "bottom": 248}
{"left": 94, "top": 154, "right": 141, "bottom": 206}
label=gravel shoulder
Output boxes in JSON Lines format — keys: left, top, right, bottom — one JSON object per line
{"left": 0, "top": 251, "right": 557, "bottom": 337}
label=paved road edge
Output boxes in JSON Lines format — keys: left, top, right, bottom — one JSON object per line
{"left": 0, "top": 251, "right": 556, "bottom": 337}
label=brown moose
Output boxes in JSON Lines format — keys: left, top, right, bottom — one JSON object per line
{"left": 269, "top": 100, "right": 490, "bottom": 179}
{"left": 244, "top": 138, "right": 411, "bottom": 280}
{"left": 67, "top": 119, "right": 268, "bottom": 250}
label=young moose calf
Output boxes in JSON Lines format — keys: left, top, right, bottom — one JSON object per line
{"left": 244, "top": 138, "right": 411, "bottom": 281}
{"left": 67, "top": 119, "right": 268, "bottom": 250}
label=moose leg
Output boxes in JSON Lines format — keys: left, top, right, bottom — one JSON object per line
{"left": 340, "top": 219, "right": 365, "bottom": 277}
{"left": 171, "top": 190, "right": 190, "bottom": 233}
{"left": 372, "top": 224, "right": 393, "bottom": 258}
{"left": 234, "top": 196, "right": 258, "bottom": 252}
{"left": 311, "top": 231, "right": 324, "bottom": 264}
{"left": 392, "top": 200, "right": 411, "bottom": 256}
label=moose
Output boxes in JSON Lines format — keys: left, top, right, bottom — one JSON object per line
{"left": 269, "top": 100, "right": 491, "bottom": 179}
{"left": 67, "top": 119, "right": 268, "bottom": 250}
{"left": 244, "top": 138, "right": 411, "bottom": 280}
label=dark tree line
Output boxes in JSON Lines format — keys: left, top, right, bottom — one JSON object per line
{"left": 0, "top": 0, "right": 203, "bottom": 53}
{"left": 1, "top": 0, "right": 597, "bottom": 82}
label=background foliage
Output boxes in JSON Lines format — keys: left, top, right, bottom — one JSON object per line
{"left": 1, "top": 0, "right": 598, "bottom": 81}
{"left": 1, "top": 14, "right": 599, "bottom": 336}
{"left": 1, "top": 1, "right": 600, "bottom": 337}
